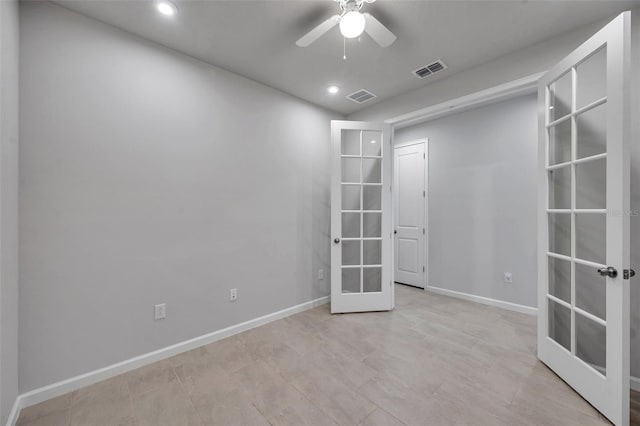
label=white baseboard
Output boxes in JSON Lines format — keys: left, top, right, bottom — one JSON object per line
{"left": 426, "top": 285, "right": 537, "bottom": 316}
{"left": 8, "top": 289, "right": 639, "bottom": 426}
{"left": 12, "top": 295, "right": 329, "bottom": 421}
{"left": 4, "top": 397, "right": 21, "bottom": 426}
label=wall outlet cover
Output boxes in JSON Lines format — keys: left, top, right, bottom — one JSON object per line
{"left": 230, "top": 288, "right": 238, "bottom": 302}
{"left": 154, "top": 303, "right": 166, "bottom": 320}
{"left": 503, "top": 272, "right": 513, "bottom": 283}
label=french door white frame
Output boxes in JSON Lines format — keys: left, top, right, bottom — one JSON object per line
{"left": 393, "top": 139, "right": 429, "bottom": 290}
{"left": 537, "top": 12, "right": 630, "bottom": 426}
{"left": 330, "top": 120, "right": 394, "bottom": 313}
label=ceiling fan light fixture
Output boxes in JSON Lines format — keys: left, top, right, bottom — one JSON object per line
{"left": 339, "top": 11, "right": 366, "bottom": 38}
{"left": 155, "top": 0, "right": 177, "bottom": 17}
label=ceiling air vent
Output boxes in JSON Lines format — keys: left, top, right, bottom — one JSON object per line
{"left": 413, "top": 60, "right": 448, "bottom": 79}
{"left": 347, "top": 89, "right": 377, "bottom": 104}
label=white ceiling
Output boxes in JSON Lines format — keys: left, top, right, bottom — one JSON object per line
{"left": 53, "top": 0, "right": 640, "bottom": 115}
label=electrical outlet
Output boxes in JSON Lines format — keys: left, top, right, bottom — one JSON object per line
{"left": 503, "top": 272, "right": 513, "bottom": 284}
{"left": 154, "top": 303, "right": 166, "bottom": 320}
{"left": 318, "top": 269, "right": 324, "bottom": 280}
{"left": 230, "top": 288, "right": 237, "bottom": 302}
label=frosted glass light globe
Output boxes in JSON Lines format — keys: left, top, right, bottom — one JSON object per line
{"left": 156, "top": 1, "right": 177, "bottom": 16}
{"left": 339, "top": 11, "right": 365, "bottom": 38}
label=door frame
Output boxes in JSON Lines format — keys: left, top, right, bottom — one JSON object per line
{"left": 392, "top": 139, "right": 429, "bottom": 290}
{"left": 387, "top": 74, "right": 542, "bottom": 291}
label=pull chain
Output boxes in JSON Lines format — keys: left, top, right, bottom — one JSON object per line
{"left": 343, "top": 37, "right": 347, "bottom": 60}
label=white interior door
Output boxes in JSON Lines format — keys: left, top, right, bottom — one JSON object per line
{"left": 537, "top": 12, "right": 630, "bottom": 425}
{"left": 331, "top": 120, "right": 393, "bottom": 313}
{"left": 394, "top": 141, "right": 427, "bottom": 288}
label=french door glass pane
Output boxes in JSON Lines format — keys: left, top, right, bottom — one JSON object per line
{"left": 548, "top": 256, "right": 571, "bottom": 303}
{"left": 363, "top": 240, "right": 382, "bottom": 265}
{"left": 341, "top": 129, "right": 360, "bottom": 155}
{"left": 576, "top": 47, "right": 607, "bottom": 109}
{"left": 576, "top": 104, "right": 606, "bottom": 159}
{"left": 576, "top": 262, "right": 606, "bottom": 320}
{"left": 363, "top": 159, "right": 382, "bottom": 183}
{"left": 575, "top": 213, "right": 606, "bottom": 265}
{"left": 342, "top": 268, "right": 360, "bottom": 293}
{"left": 363, "top": 267, "right": 382, "bottom": 292}
{"left": 342, "top": 185, "right": 360, "bottom": 210}
{"left": 363, "top": 186, "right": 381, "bottom": 210}
{"left": 576, "top": 158, "right": 606, "bottom": 209}
{"left": 363, "top": 213, "right": 381, "bottom": 238}
{"left": 549, "top": 298, "right": 571, "bottom": 351}
{"left": 342, "top": 241, "right": 360, "bottom": 265}
{"left": 342, "top": 213, "right": 360, "bottom": 238}
{"left": 548, "top": 213, "right": 571, "bottom": 256}
{"left": 576, "top": 313, "right": 606, "bottom": 376}
{"left": 362, "top": 131, "right": 382, "bottom": 156}
{"left": 550, "top": 72, "right": 572, "bottom": 121}
{"left": 549, "top": 120, "right": 572, "bottom": 165}
{"left": 342, "top": 158, "right": 361, "bottom": 183}
{"left": 548, "top": 166, "right": 571, "bottom": 210}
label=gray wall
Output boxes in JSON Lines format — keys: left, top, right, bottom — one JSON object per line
{"left": 395, "top": 95, "right": 538, "bottom": 308}
{"left": 19, "top": 1, "right": 337, "bottom": 393}
{"left": 0, "top": 0, "right": 20, "bottom": 422}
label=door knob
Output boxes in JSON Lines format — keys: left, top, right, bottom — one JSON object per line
{"left": 334, "top": 238, "right": 340, "bottom": 244}
{"left": 597, "top": 266, "right": 618, "bottom": 278}
{"left": 394, "top": 230, "right": 397, "bottom": 235}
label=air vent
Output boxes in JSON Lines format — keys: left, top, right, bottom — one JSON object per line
{"left": 413, "top": 60, "right": 447, "bottom": 79}
{"left": 347, "top": 89, "right": 377, "bottom": 104}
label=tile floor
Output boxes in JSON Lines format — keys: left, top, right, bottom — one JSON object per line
{"left": 17, "top": 284, "right": 616, "bottom": 426}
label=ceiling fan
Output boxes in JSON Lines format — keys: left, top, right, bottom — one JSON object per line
{"left": 296, "top": 0, "right": 396, "bottom": 48}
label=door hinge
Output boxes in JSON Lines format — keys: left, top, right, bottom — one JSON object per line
{"left": 423, "top": 153, "right": 426, "bottom": 159}
{"left": 423, "top": 266, "right": 425, "bottom": 273}
{"left": 624, "top": 269, "right": 636, "bottom": 279}
{"left": 423, "top": 228, "right": 426, "bottom": 235}
{"left": 423, "top": 190, "right": 426, "bottom": 197}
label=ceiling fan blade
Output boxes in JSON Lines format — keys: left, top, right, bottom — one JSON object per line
{"left": 363, "top": 13, "right": 396, "bottom": 47}
{"left": 296, "top": 15, "right": 340, "bottom": 47}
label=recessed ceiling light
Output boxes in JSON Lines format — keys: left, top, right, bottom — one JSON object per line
{"left": 370, "top": 140, "right": 376, "bottom": 144}
{"left": 327, "top": 85, "right": 340, "bottom": 95}
{"left": 155, "top": 0, "right": 177, "bottom": 17}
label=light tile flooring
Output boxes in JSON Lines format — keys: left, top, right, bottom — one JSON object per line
{"left": 18, "top": 284, "right": 617, "bottom": 426}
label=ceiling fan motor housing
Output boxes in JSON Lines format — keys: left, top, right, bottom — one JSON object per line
{"left": 339, "top": 0, "right": 364, "bottom": 14}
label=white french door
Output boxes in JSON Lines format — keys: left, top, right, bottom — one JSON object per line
{"left": 394, "top": 141, "right": 427, "bottom": 288}
{"left": 330, "top": 120, "right": 393, "bottom": 313}
{"left": 537, "top": 12, "right": 631, "bottom": 426}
